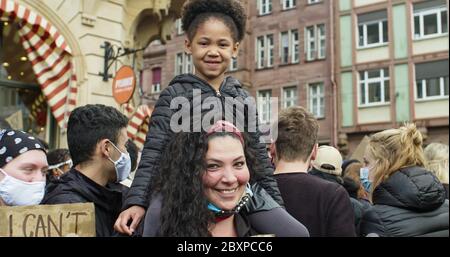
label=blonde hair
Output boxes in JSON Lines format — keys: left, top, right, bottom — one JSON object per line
{"left": 424, "top": 143, "right": 449, "bottom": 184}
{"left": 367, "top": 123, "right": 426, "bottom": 193}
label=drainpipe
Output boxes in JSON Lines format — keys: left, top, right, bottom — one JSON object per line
{"left": 329, "top": 0, "right": 338, "bottom": 147}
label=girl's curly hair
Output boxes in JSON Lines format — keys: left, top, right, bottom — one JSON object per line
{"left": 152, "top": 131, "right": 263, "bottom": 236}
{"left": 181, "top": 0, "right": 247, "bottom": 42}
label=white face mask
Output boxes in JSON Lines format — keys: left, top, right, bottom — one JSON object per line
{"left": 0, "top": 168, "right": 46, "bottom": 206}
{"left": 107, "top": 141, "right": 131, "bottom": 183}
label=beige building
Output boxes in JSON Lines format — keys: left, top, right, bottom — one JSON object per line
{"left": 335, "top": 0, "right": 449, "bottom": 157}
{"left": 1, "top": 0, "right": 185, "bottom": 148}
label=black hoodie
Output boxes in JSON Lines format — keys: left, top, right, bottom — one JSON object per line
{"left": 123, "top": 74, "right": 283, "bottom": 210}
{"left": 43, "top": 168, "right": 123, "bottom": 237}
{"left": 360, "top": 166, "right": 449, "bottom": 237}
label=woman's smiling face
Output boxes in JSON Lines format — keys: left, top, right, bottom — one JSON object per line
{"left": 203, "top": 135, "right": 249, "bottom": 211}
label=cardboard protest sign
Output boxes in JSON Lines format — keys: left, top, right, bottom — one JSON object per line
{"left": 0, "top": 203, "right": 95, "bottom": 237}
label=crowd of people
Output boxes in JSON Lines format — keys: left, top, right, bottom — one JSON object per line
{"left": 1, "top": 0, "right": 448, "bottom": 237}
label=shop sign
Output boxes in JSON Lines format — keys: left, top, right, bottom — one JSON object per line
{"left": 112, "top": 66, "right": 136, "bottom": 104}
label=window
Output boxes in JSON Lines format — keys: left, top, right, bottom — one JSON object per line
{"left": 267, "top": 35, "right": 274, "bottom": 67}
{"left": 256, "top": 34, "right": 274, "bottom": 69}
{"left": 283, "top": 86, "right": 297, "bottom": 108}
{"left": 258, "top": 0, "right": 272, "bottom": 15}
{"left": 175, "top": 18, "right": 183, "bottom": 35}
{"left": 258, "top": 90, "right": 272, "bottom": 124}
{"left": 292, "top": 30, "right": 299, "bottom": 63}
{"left": 358, "top": 10, "right": 388, "bottom": 48}
{"left": 359, "top": 68, "right": 390, "bottom": 106}
{"left": 281, "top": 32, "right": 289, "bottom": 64}
{"left": 280, "top": 30, "right": 299, "bottom": 64}
{"left": 318, "top": 24, "right": 326, "bottom": 59}
{"left": 306, "top": 24, "right": 325, "bottom": 61}
{"left": 175, "top": 53, "right": 183, "bottom": 75}
{"left": 229, "top": 57, "right": 238, "bottom": 71}
{"left": 151, "top": 68, "right": 162, "bottom": 94}
{"left": 413, "top": 1, "right": 447, "bottom": 39}
{"left": 415, "top": 60, "right": 449, "bottom": 100}
{"left": 308, "top": 0, "right": 321, "bottom": 4}
{"left": 309, "top": 83, "right": 324, "bottom": 118}
{"left": 186, "top": 54, "right": 193, "bottom": 73}
{"left": 282, "top": 0, "right": 296, "bottom": 10}
{"left": 175, "top": 53, "right": 193, "bottom": 75}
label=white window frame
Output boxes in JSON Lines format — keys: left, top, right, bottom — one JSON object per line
{"left": 256, "top": 36, "right": 265, "bottom": 69}
{"left": 413, "top": 6, "right": 448, "bottom": 40}
{"left": 306, "top": 26, "right": 316, "bottom": 61}
{"left": 267, "top": 34, "right": 274, "bottom": 67}
{"left": 280, "top": 32, "right": 290, "bottom": 64}
{"left": 358, "top": 68, "right": 390, "bottom": 107}
{"left": 308, "top": 82, "right": 325, "bottom": 118}
{"left": 280, "top": 30, "right": 299, "bottom": 64}
{"left": 358, "top": 19, "right": 388, "bottom": 48}
{"left": 258, "top": 0, "right": 272, "bottom": 15}
{"left": 256, "top": 34, "right": 274, "bottom": 69}
{"left": 415, "top": 76, "right": 449, "bottom": 101}
{"left": 185, "top": 54, "right": 192, "bottom": 73}
{"left": 292, "top": 30, "right": 299, "bottom": 63}
{"left": 175, "top": 53, "right": 193, "bottom": 75}
{"left": 308, "top": 0, "right": 321, "bottom": 4}
{"left": 258, "top": 90, "right": 272, "bottom": 124}
{"left": 282, "top": 0, "right": 296, "bottom": 10}
{"left": 229, "top": 57, "right": 238, "bottom": 71}
{"left": 152, "top": 83, "right": 161, "bottom": 94}
{"left": 175, "top": 53, "right": 184, "bottom": 75}
{"left": 175, "top": 18, "right": 183, "bottom": 35}
{"left": 318, "top": 24, "right": 326, "bottom": 59}
{"left": 305, "top": 24, "right": 325, "bottom": 61}
{"left": 282, "top": 86, "right": 297, "bottom": 109}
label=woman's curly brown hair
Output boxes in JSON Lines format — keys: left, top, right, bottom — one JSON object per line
{"left": 152, "top": 131, "right": 263, "bottom": 236}
{"left": 181, "top": 0, "right": 247, "bottom": 42}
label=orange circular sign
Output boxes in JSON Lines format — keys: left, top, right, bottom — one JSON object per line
{"left": 112, "top": 66, "right": 136, "bottom": 104}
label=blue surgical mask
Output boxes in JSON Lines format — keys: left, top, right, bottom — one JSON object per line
{"left": 0, "top": 168, "right": 45, "bottom": 206}
{"left": 107, "top": 141, "right": 131, "bottom": 183}
{"left": 360, "top": 167, "right": 372, "bottom": 193}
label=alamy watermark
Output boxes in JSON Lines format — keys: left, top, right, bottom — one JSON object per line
{"left": 168, "top": 89, "right": 279, "bottom": 143}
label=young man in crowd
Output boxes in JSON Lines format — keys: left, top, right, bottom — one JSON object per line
{"left": 42, "top": 104, "right": 131, "bottom": 237}
{"left": 271, "top": 106, "right": 356, "bottom": 237}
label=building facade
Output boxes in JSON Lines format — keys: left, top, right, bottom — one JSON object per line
{"left": 143, "top": 0, "right": 336, "bottom": 145}
{"left": 1, "top": 0, "right": 185, "bottom": 148}
{"left": 336, "top": 0, "right": 449, "bottom": 157}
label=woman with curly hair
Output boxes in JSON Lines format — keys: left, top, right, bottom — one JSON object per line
{"left": 116, "top": 0, "right": 294, "bottom": 236}
{"left": 142, "top": 121, "right": 309, "bottom": 236}
{"left": 360, "top": 124, "right": 448, "bottom": 237}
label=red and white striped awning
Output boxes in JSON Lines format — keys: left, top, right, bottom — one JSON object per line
{"left": 1, "top": 0, "right": 77, "bottom": 129}
{"left": 125, "top": 104, "right": 153, "bottom": 149}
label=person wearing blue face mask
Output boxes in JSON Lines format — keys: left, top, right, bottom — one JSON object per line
{"left": 0, "top": 129, "right": 48, "bottom": 206}
{"left": 359, "top": 124, "right": 448, "bottom": 237}
{"left": 42, "top": 104, "right": 130, "bottom": 237}
{"left": 359, "top": 166, "right": 372, "bottom": 193}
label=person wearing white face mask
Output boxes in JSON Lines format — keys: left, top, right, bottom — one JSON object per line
{"left": 0, "top": 129, "right": 48, "bottom": 206}
{"left": 42, "top": 104, "right": 130, "bottom": 237}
